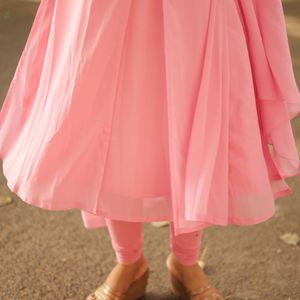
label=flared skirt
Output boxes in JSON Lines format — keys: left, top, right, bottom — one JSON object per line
{"left": 0, "top": 0, "right": 300, "bottom": 236}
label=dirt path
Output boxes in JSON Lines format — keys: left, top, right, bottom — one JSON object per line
{"left": 1, "top": 1, "right": 300, "bottom": 299}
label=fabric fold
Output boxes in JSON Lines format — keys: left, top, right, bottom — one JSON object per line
{"left": 0, "top": 0, "right": 299, "bottom": 236}
{"left": 0, "top": 0, "right": 55, "bottom": 158}
{"left": 236, "top": 0, "right": 300, "bottom": 182}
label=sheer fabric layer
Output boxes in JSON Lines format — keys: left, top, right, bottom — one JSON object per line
{"left": 0, "top": 0, "right": 299, "bottom": 236}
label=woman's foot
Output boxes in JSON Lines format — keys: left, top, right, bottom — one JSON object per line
{"left": 102, "top": 253, "right": 149, "bottom": 295}
{"left": 166, "top": 252, "right": 223, "bottom": 300}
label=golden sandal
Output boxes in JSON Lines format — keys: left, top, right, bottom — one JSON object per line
{"left": 166, "top": 255, "right": 223, "bottom": 300}
{"left": 169, "top": 270, "right": 224, "bottom": 300}
{"left": 85, "top": 267, "right": 150, "bottom": 300}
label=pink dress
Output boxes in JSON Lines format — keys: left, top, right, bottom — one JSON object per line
{"left": 0, "top": 0, "right": 299, "bottom": 236}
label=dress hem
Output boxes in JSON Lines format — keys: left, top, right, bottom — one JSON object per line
{"left": 2, "top": 164, "right": 297, "bottom": 234}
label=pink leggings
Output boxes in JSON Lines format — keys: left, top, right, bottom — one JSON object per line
{"left": 105, "top": 218, "right": 202, "bottom": 266}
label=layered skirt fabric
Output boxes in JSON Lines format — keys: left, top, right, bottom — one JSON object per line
{"left": 0, "top": 0, "right": 300, "bottom": 236}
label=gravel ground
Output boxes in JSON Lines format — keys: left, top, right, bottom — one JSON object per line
{"left": 1, "top": 1, "right": 300, "bottom": 299}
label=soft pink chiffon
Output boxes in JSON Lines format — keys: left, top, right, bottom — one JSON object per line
{"left": 0, "top": 0, "right": 299, "bottom": 236}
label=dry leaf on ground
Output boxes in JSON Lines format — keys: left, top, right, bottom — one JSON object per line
{"left": 280, "top": 232, "right": 300, "bottom": 246}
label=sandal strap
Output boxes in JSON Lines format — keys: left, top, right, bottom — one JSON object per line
{"left": 87, "top": 267, "right": 149, "bottom": 300}
{"left": 187, "top": 284, "right": 213, "bottom": 296}
{"left": 94, "top": 281, "right": 125, "bottom": 300}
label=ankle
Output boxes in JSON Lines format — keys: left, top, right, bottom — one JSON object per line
{"left": 117, "top": 254, "right": 148, "bottom": 277}
{"left": 167, "top": 253, "right": 199, "bottom": 279}
{"left": 168, "top": 252, "right": 196, "bottom": 267}
{"left": 118, "top": 253, "right": 145, "bottom": 266}
{"left": 132, "top": 254, "right": 149, "bottom": 279}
